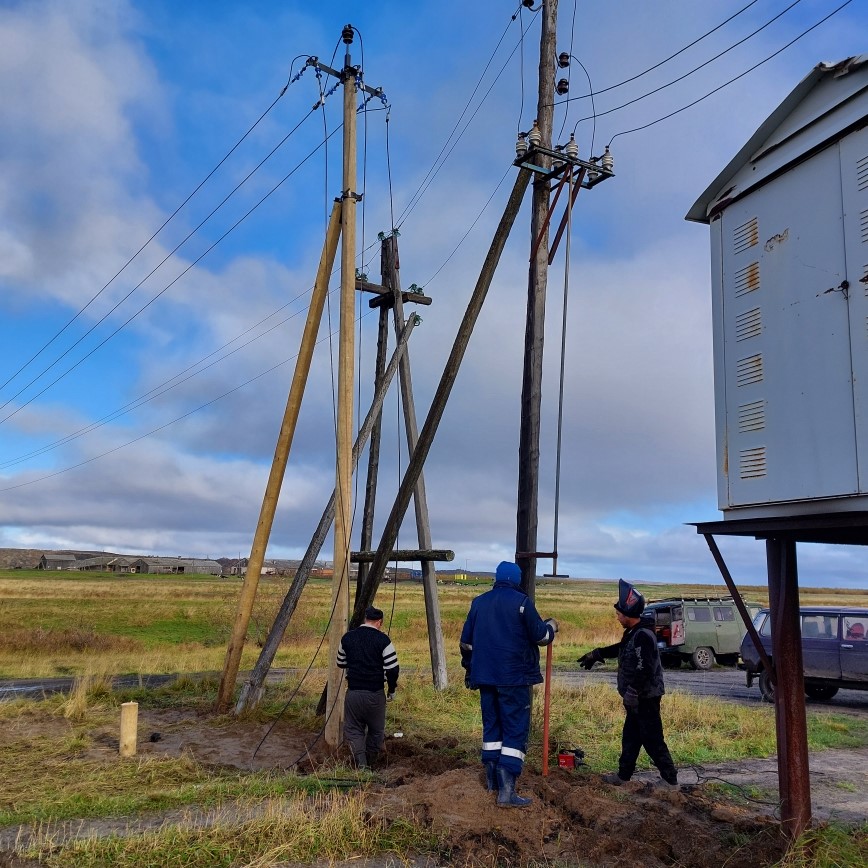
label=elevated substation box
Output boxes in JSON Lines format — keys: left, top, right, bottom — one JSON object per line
{"left": 687, "top": 56, "right": 868, "bottom": 521}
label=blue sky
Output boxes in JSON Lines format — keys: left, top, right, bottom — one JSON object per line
{"left": 1, "top": 0, "right": 867, "bottom": 588}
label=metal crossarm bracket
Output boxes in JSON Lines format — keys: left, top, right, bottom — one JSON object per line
{"left": 514, "top": 145, "right": 614, "bottom": 189}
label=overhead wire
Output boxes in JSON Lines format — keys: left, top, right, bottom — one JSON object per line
{"left": 396, "top": 6, "right": 539, "bottom": 230}
{"left": 0, "top": 104, "right": 322, "bottom": 418}
{"left": 0, "top": 118, "right": 345, "bottom": 427}
{"left": 555, "top": 0, "right": 579, "bottom": 142}
{"left": 0, "top": 60, "right": 311, "bottom": 396}
{"left": 395, "top": 2, "right": 529, "bottom": 228}
{"left": 555, "top": 0, "right": 763, "bottom": 109}
{"left": 605, "top": 0, "right": 854, "bottom": 146}
{"left": 569, "top": 0, "right": 806, "bottom": 133}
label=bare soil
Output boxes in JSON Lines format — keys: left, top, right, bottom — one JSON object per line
{"left": 2, "top": 707, "right": 866, "bottom": 867}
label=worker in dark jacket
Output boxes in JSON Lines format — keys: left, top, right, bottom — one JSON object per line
{"left": 337, "top": 606, "right": 399, "bottom": 769}
{"left": 460, "top": 561, "right": 557, "bottom": 807}
{"left": 578, "top": 579, "right": 678, "bottom": 788}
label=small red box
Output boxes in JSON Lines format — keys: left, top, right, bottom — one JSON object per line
{"left": 558, "top": 752, "right": 575, "bottom": 768}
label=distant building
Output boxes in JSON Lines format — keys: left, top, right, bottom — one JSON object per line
{"left": 38, "top": 553, "right": 77, "bottom": 570}
{"left": 131, "top": 557, "right": 222, "bottom": 575}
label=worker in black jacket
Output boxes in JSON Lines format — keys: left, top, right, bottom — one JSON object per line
{"left": 578, "top": 580, "right": 678, "bottom": 788}
{"left": 337, "top": 606, "right": 399, "bottom": 769}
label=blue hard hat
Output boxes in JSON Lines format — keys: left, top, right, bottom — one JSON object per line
{"left": 495, "top": 561, "right": 522, "bottom": 584}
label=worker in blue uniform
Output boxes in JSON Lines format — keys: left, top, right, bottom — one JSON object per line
{"left": 460, "top": 561, "right": 557, "bottom": 807}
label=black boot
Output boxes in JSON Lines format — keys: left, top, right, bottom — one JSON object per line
{"left": 484, "top": 760, "right": 498, "bottom": 792}
{"left": 496, "top": 765, "right": 531, "bottom": 808}
{"left": 354, "top": 751, "right": 368, "bottom": 769}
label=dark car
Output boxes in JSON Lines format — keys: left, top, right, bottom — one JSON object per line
{"left": 740, "top": 606, "right": 868, "bottom": 702}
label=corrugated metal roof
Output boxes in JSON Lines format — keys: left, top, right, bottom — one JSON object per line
{"left": 686, "top": 55, "right": 868, "bottom": 223}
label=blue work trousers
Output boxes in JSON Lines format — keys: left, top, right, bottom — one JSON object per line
{"left": 479, "top": 684, "right": 532, "bottom": 775}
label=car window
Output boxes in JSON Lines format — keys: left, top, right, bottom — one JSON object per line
{"left": 752, "top": 611, "right": 767, "bottom": 630}
{"left": 801, "top": 615, "right": 837, "bottom": 640}
{"left": 759, "top": 614, "right": 772, "bottom": 637}
{"left": 844, "top": 618, "right": 867, "bottom": 641}
{"left": 713, "top": 607, "right": 735, "bottom": 621}
{"left": 687, "top": 607, "right": 712, "bottom": 622}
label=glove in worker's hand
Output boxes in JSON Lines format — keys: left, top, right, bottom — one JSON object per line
{"left": 622, "top": 686, "right": 639, "bottom": 713}
{"left": 387, "top": 692, "right": 395, "bottom": 702}
{"left": 544, "top": 617, "right": 559, "bottom": 634}
{"left": 578, "top": 649, "right": 603, "bottom": 670}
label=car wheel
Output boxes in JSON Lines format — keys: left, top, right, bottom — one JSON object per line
{"left": 690, "top": 647, "right": 714, "bottom": 670}
{"left": 804, "top": 684, "right": 839, "bottom": 701}
{"left": 758, "top": 668, "right": 775, "bottom": 703}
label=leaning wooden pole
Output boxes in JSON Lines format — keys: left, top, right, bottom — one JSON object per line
{"left": 234, "top": 316, "right": 419, "bottom": 715}
{"left": 516, "top": 0, "right": 557, "bottom": 600}
{"left": 350, "top": 169, "right": 532, "bottom": 627}
{"left": 215, "top": 200, "right": 342, "bottom": 713}
{"left": 385, "top": 236, "right": 448, "bottom": 689}
{"left": 326, "top": 29, "right": 359, "bottom": 747}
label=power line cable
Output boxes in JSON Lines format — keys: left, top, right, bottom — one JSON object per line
{"left": 555, "top": 0, "right": 579, "bottom": 141}
{"left": 395, "top": 3, "right": 525, "bottom": 228}
{"left": 0, "top": 105, "right": 321, "bottom": 417}
{"left": 571, "top": 0, "right": 806, "bottom": 133}
{"left": 556, "top": 0, "right": 762, "bottom": 109}
{"left": 606, "top": 0, "right": 853, "bottom": 146}
{"left": 0, "top": 120, "right": 345, "bottom": 428}
{"left": 397, "top": 9, "right": 537, "bottom": 230}
{"left": 0, "top": 59, "right": 312, "bottom": 396}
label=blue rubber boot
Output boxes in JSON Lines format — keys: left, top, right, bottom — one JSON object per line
{"left": 484, "top": 760, "right": 498, "bottom": 792}
{"left": 496, "top": 765, "right": 531, "bottom": 808}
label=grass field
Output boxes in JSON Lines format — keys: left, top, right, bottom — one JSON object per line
{"left": 1, "top": 570, "right": 866, "bottom": 866}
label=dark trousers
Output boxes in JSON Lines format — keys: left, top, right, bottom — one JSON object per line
{"left": 618, "top": 695, "right": 677, "bottom": 783}
{"left": 344, "top": 689, "right": 386, "bottom": 765}
{"left": 479, "top": 684, "right": 532, "bottom": 775}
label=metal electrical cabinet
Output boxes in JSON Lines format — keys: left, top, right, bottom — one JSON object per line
{"left": 688, "top": 57, "right": 868, "bottom": 519}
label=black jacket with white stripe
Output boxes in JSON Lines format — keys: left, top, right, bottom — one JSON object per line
{"left": 337, "top": 624, "right": 400, "bottom": 692}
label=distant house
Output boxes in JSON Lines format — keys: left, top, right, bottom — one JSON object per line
{"left": 38, "top": 553, "right": 78, "bottom": 570}
{"left": 131, "top": 557, "right": 222, "bottom": 576}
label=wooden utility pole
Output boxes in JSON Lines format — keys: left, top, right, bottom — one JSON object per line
{"left": 384, "top": 236, "right": 449, "bottom": 689}
{"left": 516, "top": 0, "right": 557, "bottom": 600}
{"left": 215, "top": 200, "right": 342, "bottom": 713}
{"left": 325, "top": 25, "right": 359, "bottom": 748}
{"left": 351, "top": 170, "right": 532, "bottom": 624}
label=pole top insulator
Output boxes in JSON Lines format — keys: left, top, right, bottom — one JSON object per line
{"left": 342, "top": 24, "right": 354, "bottom": 44}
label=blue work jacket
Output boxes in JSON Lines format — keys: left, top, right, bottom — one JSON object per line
{"left": 459, "top": 581, "right": 554, "bottom": 687}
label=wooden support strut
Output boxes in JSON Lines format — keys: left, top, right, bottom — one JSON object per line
{"left": 233, "top": 316, "right": 419, "bottom": 715}
{"left": 349, "top": 169, "right": 531, "bottom": 630}
{"left": 215, "top": 199, "right": 342, "bottom": 714}
{"left": 350, "top": 549, "right": 454, "bottom": 563}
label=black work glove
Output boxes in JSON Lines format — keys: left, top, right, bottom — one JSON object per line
{"left": 622, "top": 686, "right": 639, "bottom": 713}
{"left": 464, "top": 673, "right": 477, "bottom": 690}
{"left": 578, "top": 648, "right": 603, "bottom": 670}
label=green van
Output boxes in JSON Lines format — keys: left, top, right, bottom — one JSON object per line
{"left": 645, "top": 597, "right": 763, "bottom": 670}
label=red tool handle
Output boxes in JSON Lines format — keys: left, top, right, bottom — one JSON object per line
{"left": 542, "top": 640, "right": 553, "bottom": 776}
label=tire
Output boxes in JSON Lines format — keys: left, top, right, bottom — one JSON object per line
{"left": 690, "top": 647, "right": 714, "bottom": 671}
{"left": 805, "top": 684, "right": 839, "bottom": 701}
{"left": 758, "top": 668, "right": 775, "bottom": 703}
